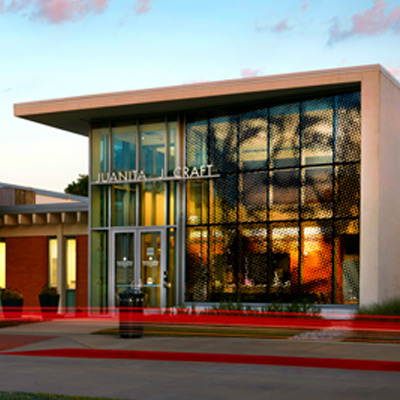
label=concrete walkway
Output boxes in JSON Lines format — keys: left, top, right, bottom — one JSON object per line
{"left": 0, "top": 319, "right": 399, "bottom": 400}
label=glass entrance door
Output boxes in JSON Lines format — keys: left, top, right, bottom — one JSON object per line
{"left": 114, "top": 232, "right": 135, "bottom": 305}
{"left": 140, "top": 231, "right": 162, "bottom": 307}
{"left": 113, "top": 229, "right": 165, "bottom": 308}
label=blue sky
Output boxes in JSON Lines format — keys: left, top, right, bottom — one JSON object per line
{"left": 1, "top": 0, "right": 400, "bottom": 192}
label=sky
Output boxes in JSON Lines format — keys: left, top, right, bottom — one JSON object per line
{"left": 1, "top": 0, "right": 400, "bottom": 192}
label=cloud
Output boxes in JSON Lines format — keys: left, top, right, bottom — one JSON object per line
{"left": 6, "top": 0, "right": 31, "bottom": 13}
{"left": 272, "top": 18, "right": 291, "bottom": 32}
{"left": 240, "top": 68, "right": 261, "bottom": 78}
{"left": 301, "top": 1, "right": 310, "bottom": 12}
{"left": 134, "top": 0, "right": 152, "bottom": 15}
{"left": 35, "top": 0, "right": 108, "bottom": 24}
{"left": 0, "top": 0, "right": 109, "bottom": 24}
{"left": 329, "top": 0, "right": 400, "bottom": 44}
{"left": 185, "top": 79, "right": 209, "bottom": 84}
{"left": 255, "top": 18, "right": 291, "bottom": 33}
{"left": 386, "top": 62, "right": 400, "bottom": 77}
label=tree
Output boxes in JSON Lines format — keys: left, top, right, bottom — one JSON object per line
{"left": 65, "top": 174, "right": 88, "bottom": 197}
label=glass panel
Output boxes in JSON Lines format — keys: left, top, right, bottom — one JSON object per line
{"left": 186, "top": 180, "right": 209, "bottom": 225}
{"left": 91, "top": 231, "right": 108, "bottom": 311}
{"left": 141, "top": 232, "right": 161, "bottom": 307}
{"left": 140, "top": 182, "right": 165, "bottom": 226}
{"left": 66, "top": 238, "right": 76, "bottom": 290}
{"left": 48, "top": 238, "right": 57, "bottom": 288}
{"left": 139, "top": 121, "right": 165, "bottom": 178}
{"left": 91, "top": 125, "right": 109, "bottom": 179}
{"left": 270, "top": 169, "right": 299, "bottom": 221}
{"left": 168, "top": 182, "right": 177, "bottom": 225}
{"left": 270, "top": 223, "right": 300, "bottom": 300}
{"left": 335, "top": 220, "right": 359, "bottom": 304}
{"left": 209, "top": 116, "right": 237, "bottom": 174}
{"left": 270, "top": 103, "right": 300, "bottom": 168}
{"left": 112, "top": 184, "right": 136, "bottom": 226}
{"left": 336, "top": 92, "right": 361, "bottom": 163}
{"left": 239, "top": 109, "right": 268, "bottom": 171}
{"left": 0, "top": 241, "right": 5, "bottom": 288}
{"left": 302, "top": 221, "right": 333, "bottom": 303}
{"left": 168, "top": 121, "right": 177, "bottom": 174}
{"left": 302, "top": 98, "right": 333, "bottom": 166}
{"left": 115, "top": 232, "right": 134, "bottom": 305}
{"left": 91, "top": 186, "right": 108, "bottom": 227}
{"left": 239, "top": 225, "right": 268, "bottom": 302}
{"left": 186, "top": 118, "right": 208, "bottom": 167}
{"left": 303, "top": 167, "right": 333, "bottom": 219}
{"left": 335, "top": 164, "right": 360, "bottom": 218}
{"left": 112, "top": 122, "right": 136, "bottom": 171}
{"left": 211, "top": 175, "right": 238, "bottom": 224}
{"left": 166, "top": 228, "right": 176, "bottom": 307}
{"left": 185, "top": 226, "right": 208, "bottom": 302}
{"left": 239, "top": 172, "right": 267, "bottom": 222}
{"left": 209, "top": 226, "right": 238, "bottom": 302}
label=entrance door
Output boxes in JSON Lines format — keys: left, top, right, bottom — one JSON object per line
{"left": 113, "top": 229, "right": 165, "bottom": 308}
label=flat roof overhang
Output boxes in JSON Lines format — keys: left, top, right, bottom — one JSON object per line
{"left": 14, "top": 64, "right": 390, "bottom": 136}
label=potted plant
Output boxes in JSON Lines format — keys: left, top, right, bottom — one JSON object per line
{"left": 39, "top": 285, "right": 60, "bottom": 318}
{"left": 1, "top": 287, "right": 24, "bottom": 320}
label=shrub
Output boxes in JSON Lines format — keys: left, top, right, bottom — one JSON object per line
{"left": 1, "top": 287, "right": 23, "bottom": 300}
{"left": 39, "top": 285, "right": 59, "bottom": 296}
{"left": 357, "top": 298, "right": 400, "bottom": 316}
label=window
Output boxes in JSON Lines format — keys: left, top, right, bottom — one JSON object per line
{"left": 0, "top": 239, "right": 5, "bottom": 288}
{"left": 48, "top": 238, "right": 58, "bottom": 287}
{"left": 66, "top": 238, "right": 77, "bottom": 290}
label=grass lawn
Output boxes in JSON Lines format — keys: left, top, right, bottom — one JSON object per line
{"left": 0, "top": 393, "right": 128, "bottom": 400}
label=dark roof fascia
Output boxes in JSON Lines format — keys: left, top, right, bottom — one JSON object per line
{"left": 0, "top": 182, "right": 88, "bottom": 202}
{"left": 0, "top": 202, "right": 88, "bottom": 215}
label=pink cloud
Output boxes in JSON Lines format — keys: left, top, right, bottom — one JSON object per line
{"left": 6, "top": 0, "right": 31, "bottom": 13}
{"left": 0, "top": 0, "right": 109, "bottom": 24}
{"left": 272, "top": 18, "right": 291, "bottom": 32}
{"left": 240, "top": 68, "right": 261, "bottom": 78}
{"left": 301, "top": 2, "right": 310, "bottom": 12}
{"left": 329, "top": 0, "right": 400, "bottom": 44}
{"left": 134, "top": 0, "right": 152, "bottom": 15}
{"left": 255, "top": 18, "right": 291, "bottom": 33}
{"left": 186, "top": 79, "right": 209, "bottom": 84}
{"left": 386, "top": 62, "right": 400, "bottom": 77}
{"left": 35, "top": 0, "right": 108, "bottom": 24}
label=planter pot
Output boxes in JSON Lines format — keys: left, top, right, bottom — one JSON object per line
{"left": 39, "top": 294, "right": 60, "bottom": 319}
{"left": 1, "top": 298, "right": 24, "bottom": 320}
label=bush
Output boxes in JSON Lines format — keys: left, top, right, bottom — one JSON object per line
{"left": 1, "top": 287, "right": 23, "bottom": 300}
{"left": 39, "top": 285, "right": 59, "bottom": 296}
{"left": 357, "top": 298, "right": 400, "bottom": 316}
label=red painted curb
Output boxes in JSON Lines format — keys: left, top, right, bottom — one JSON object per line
{"left": 4, "top": 348, "right": 400, "bottom": 372}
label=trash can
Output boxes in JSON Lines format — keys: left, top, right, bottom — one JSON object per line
{"left": 118, "top": 288, "right": 145, "bottom": 338}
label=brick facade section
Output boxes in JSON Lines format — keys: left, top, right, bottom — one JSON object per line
{"left": 6, "top": 236, "right": 48, "bottom": 308}
{"left": 76, "top": 235, "right": 88, "bottom": 310}
{"left": 5, "top": 235, "right": 89, "bottom": 310}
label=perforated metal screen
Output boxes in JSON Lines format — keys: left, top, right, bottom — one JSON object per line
{"left": 185, "top": 92, "right": 360, "bottom": 304}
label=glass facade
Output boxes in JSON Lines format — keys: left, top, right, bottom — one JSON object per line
{"left": 89, "top": 90, "right": 360, "bottom": 308}
{"left": 90, "top": 118, "right": 178, "bottom": 309}
{"left": 185, "top": 92, "right": 360, "bottom": 304}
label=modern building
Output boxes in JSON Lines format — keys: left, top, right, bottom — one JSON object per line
{"left": 13, "top": 65, "right": 400, "bottom": 309}
{"left": 0, "top": 183, "right": 88, "bottom": 310}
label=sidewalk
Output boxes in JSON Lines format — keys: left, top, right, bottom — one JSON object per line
{"left": 0, "top": 319, "right": 400, "bottom": 400}
{"left": 0, "top": 318, "right": 400, "bottom": 363}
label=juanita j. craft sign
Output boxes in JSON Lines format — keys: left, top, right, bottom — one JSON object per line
{"left": 93, "top": 164, "right": 220, "bottom": 184}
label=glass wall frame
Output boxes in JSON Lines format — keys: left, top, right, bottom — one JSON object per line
{"left": 185, "top": 91, "right": 361, "bottom": 305}
{"left": 89, "top": 115, "right": 181, "bottom": 309}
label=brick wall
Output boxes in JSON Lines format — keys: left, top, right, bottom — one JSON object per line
{"left": 76, "top": 235, "right": 88, "bottom": 310}
{"left": 5, "top": 235, "right": 89, "bottom": 311}
{"left": 6, "top": 236, "right": 48, "bottom": 308}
